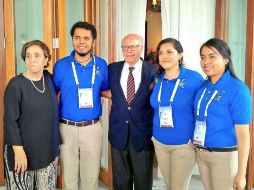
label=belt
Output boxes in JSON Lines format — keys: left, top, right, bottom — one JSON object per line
{"left": 197, "top": 146, "right": 237, "bottom": 152}
{"left": 60, "top": 118, "right": 99, "bottom": 127}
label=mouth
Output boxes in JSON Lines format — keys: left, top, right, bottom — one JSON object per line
{"left": 78, "top": 46, "right": 86, "bottom": 49}
{"left": 203, "top": 66, "right": 213, "bottom": 72}
{"left": 161, "top": 60, "right": 171, "bottom": 64}
{"left": 126, "top": 54, "right": 135, "bottom": 58}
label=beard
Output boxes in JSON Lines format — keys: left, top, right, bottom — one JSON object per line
{"left": 75, "top": 47, "right": 93, "bottom": 57}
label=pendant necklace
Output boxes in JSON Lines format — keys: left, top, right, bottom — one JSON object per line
{"left": 30, "top": 75, "right": 45, "bottom": 93}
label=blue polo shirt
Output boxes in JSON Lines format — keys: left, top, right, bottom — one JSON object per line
{"left": 53, "top": 51, "right": 108, "bottom": 121}
{"left": 150, "top": 67, "right": 204, "bottom": 145}
{"left": 194, "top": 70, "right": 252, "bottom": 148}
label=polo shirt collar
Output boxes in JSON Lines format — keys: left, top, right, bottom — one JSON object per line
{"left": 207, "top": 69, "right": 231, "bottom": 91}
{"left": 162, "top": 66, "right": 187, "bottom": 81}
{"left": 69, "top": 50, "right": 94, "bottom": 68}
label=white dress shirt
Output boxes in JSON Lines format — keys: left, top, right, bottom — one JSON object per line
{"left": 120, "top": 59, "right": 143, "bottom": 99}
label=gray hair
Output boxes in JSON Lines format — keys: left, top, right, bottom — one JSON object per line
{"left": 121, "top": 34, "right": 144, "bottom": 45}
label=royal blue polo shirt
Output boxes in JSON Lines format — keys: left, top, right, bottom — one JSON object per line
{"left": 194, "top": 70, "right": 252, "bottom": 148}
{"left": 150, "top": 67, "right": 204, "bottom": 145}
{"left": 53, "top": 51, "right": 108, "bottom": 121}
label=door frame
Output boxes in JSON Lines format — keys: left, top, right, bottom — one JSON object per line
{"left": 98, "top": 0, "right": 116, "bottom": 188}
{"left": 0, "top": 0, "right": 5, "bottom": 185}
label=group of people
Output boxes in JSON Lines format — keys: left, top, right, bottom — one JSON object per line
{"left": 3, "top": 21, "right": 252, "bottom": 190}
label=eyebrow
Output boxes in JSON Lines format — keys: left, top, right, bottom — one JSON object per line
{"left": 160, "top": 48, "right": 173, "bottom": 51}
{"left": 201, "top": 52, "right": 218, "bottom": 57}
{"left": 121, "top": 44, "right": 141, "bottom": 46}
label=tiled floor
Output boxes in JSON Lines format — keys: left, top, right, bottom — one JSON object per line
{"left": 1, "top": 176, "right": 253, "bottom": 190}
{"left": 152, "top": 175, "right": 204, "bottom": 190}
{"left": 0, "top": 175, "right": 204, "bottom": 190}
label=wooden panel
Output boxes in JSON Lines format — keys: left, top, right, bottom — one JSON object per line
{"left": 99, "top": 0, "right": 116, "bottom": 189}
{"left": 55, "top": 1, "right": 66, "bottom": 188}
{"left": 215, "top": 0, "right": 222, "bottom": 38}
{"left": 85, "top": 0, "right": 92, "bottom": 23}
{"left": 4, "top": 0, "right": 16, "bottom": 83}
{"left": 43, "top": 0, "right": 54, "bottom": 73}
{"left": 56, "top": 0, "right": 67, "bottom": 60}
{"left": 0, "top": 0, "right": 6, "bottom": 185}
{"left": 94, "top": 0, "right": 100, "bottom": 56}
{"left": 245, "top": 0, "right": 254, "bottom": 189}
{"left": 215, "top": 0, "right": 229, "bottom": 40}
{"left": 108, "top": 0, "right": 116, "bottom": 64}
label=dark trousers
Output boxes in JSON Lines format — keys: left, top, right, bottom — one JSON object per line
{"left": 111, "top": 140, "right": 154, "bottom": 190}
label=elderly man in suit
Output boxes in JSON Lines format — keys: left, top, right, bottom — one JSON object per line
{"left": 107, "top": 34, "right": 154, "bottom": 190}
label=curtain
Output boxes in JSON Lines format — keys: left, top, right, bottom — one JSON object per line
{"left": 161, "top": 0, "right": 216, "bottom": 75}
{"left": 228, "top": 0, "right": 247, "bottom": 81}
{"left": 115, "top": 0, "right": 147, "bottom": 61}
{"left": 161, "top": 0, "right": 180, "bottom": 39}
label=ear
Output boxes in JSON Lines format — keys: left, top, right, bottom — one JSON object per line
{"left": 92, "top": 39, "right": 96, "bottom": 48}
{"left": 224, "top": 58, "right": 229, "bottom": 65}
{"left": 178, "top": 53, "right": 183, "bottom": 60}
{"left": 44, "top": 57, "right": 49, "bottom": 66}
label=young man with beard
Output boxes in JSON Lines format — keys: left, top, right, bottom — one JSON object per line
{"left": 53, "top": 21, "right": 108, "bottom": 190}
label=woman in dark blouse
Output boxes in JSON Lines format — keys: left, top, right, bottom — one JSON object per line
{"left": 3, "top": 40, "right": 61, "bottom": 190}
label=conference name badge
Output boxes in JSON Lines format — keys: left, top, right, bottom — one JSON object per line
{"left": 159, "top": 106, "right": 174, "bottom": 128}
{"left": 193, "top": 120, "right": 206, "bottom": 146}
{"left": 78, "top": 88, "right": 94, "bottom": 108}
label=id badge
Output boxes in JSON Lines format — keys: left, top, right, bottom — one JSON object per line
{"left": 193, "top": 120, "right": 206, "bottom": 146}
{"left": 159, "top": 106, "right": 174, "bottom": 128}
{"left": 78, "top": 88, "right": 94, "bottom": 108}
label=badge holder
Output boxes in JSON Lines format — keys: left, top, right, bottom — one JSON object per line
{"left": 159, "top": 106, "right": 174, "bottom": 128}
{"left": 193, "top": 120, "right": 206, "bottom": 146}
{"left": 71, "top": 57, "right": 96, "bottom": 109}
{"left": 78, "top": 88, "right": 94, "bottom": 108}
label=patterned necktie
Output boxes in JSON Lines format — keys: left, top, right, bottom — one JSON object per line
{"left": 127, "top": 67, "right": 135, "bottom": 104}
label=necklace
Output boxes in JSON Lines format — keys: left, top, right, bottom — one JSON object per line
{"left": 30, "top": 75, "right": 45, "bottom": 93}
{"left": 76, "top": 55, "right": 91, "bottom": 63}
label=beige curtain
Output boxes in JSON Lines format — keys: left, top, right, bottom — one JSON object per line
{"left": 115, "top": 0, "right": 147, "bottom": 61}
{"left": 161, "top": 0, "right": 216, "bottom": 75}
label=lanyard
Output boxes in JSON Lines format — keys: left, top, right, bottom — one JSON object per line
{"left": 71, "top": 54, "right": 96, "bottom": 88}
{"left": 158, "top": 78, "right": 180, "bottom": 106}
{"left": 196, "top": 87, "right": 218, "bottom": 119}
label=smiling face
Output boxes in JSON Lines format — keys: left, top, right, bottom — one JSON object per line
{"left": 200, "top": 46, "right": 228, "bottom": 83}
{"left": 72, "top": 28, "right": 95, "bottom": 57}
{"left": 158, "top": 42, "right": 182, "bottom": 71}
{"left": 121, "top": 34, "right": 143, "bottom": 66}
{"left": 25, "top": 45, "right": 48, "bottom": 75}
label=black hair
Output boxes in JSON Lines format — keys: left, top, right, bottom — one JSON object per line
{"left": 70, "top": 21, "right": 97, "bottom": 39}
{"left": 200, "top": 38, "right": 238, "bottom": 79}
{"left": 156, "top": 38, "right": 184, "bottom": 76}
{"left": 156, "top": 38, "right": 183, "bottom": 66}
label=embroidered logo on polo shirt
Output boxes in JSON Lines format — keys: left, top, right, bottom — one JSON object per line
{"left": 96, "top": 66, "right": 101, "bottom": 76}
{"left": 216, "top": 90, "right": 226, "bottom": 101}
{"left": 179, "top": 79, "right": 186, "bottom": 88}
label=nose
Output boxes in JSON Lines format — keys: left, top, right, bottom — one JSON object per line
{"left": 201, "top": 57, "right": 209, "bottom": 65}
{"left": 159, "top": 53, "right": 167, "bottom": 60}
{"left": 79, "top": 39, "right": 85, "bottom": 44}
{"left": 126, "top": 47, "right": 132, "bottom": 52}
{"left": 30, "top": 57, "right": 37, "bottom": 62}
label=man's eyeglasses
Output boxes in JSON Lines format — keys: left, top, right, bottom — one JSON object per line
{"left": 121, "top": 45, "right": 142, "bottom": 52}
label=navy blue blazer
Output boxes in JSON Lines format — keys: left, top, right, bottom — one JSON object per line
{"left": 108, "top": 59, "right": 154, "bottom": 151}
